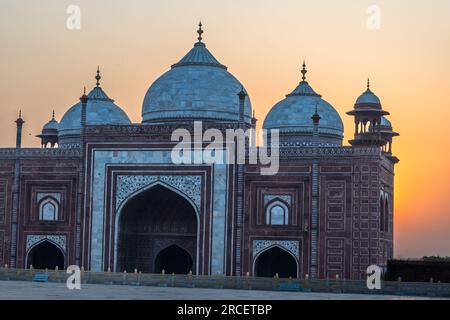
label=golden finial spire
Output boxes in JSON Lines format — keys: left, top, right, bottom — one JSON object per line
{"left": 301, "top": 60, "right": 307, "bottom": 82}
{"left": 96, "top": 66, "right": 101, "bottom": 87}
{"left": 197, "top": 21, "right": 204, "bottom": 43}
{"left": 367, "top": 78, "right": 370, "bottom": 90}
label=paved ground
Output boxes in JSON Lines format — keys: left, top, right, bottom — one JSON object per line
{"left": 0, "top": 280, "right": 441, "bottom": 300}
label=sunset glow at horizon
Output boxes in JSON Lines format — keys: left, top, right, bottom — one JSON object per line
{"left": 1, "top": 0, "right": 449, "bottom": 258}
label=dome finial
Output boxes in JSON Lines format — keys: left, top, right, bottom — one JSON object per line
{"left": 52, "top": 110, "right": 55, "bottom": 120}
{"left": 301, "top": 60, "right": 307, "bottom": 82}
{"left": 367, "top": 78, "right": 371, "bottom": 90}
{"left": 96, "top": 66, "right": 101, "bottom": 87}
{"left": 197, "top": 21, "right": 204, "bottom": 43}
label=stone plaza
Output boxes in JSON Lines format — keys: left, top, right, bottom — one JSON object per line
{"left": 0, "top": 280, "right": 439, "bottom": 300}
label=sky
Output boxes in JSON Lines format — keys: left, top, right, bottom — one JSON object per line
{"left": 0, "top": 0, "right": 449, "bottom": 258}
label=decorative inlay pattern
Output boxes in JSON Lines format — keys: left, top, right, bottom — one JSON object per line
{"left": 0, "top": 180, "right": 6, "bottom": 224}
{"left": 253, "top": 240, "right": 299, "bottom": 260}
{"left": 0, "top": 148, "right": 81, "bottom": 157}
{"left": 59, "top": 143, "right": 81, "bottom": 150}
{"left": 37, "top": 192, "right": 61, "bottom": 203}
{"left": 263, "top": 194, "right": 292, "bottom": 206}
{"left": 26, "top": 235, "right": 66, "bottom": 253}
{"left": 116, "top": 175, "right": 201, "bottom": 212}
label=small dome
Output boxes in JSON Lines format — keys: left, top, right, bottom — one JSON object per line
{"left": 380, "top": 116, "right": 392, "bottom": 128}
{"left": 355, "top": 79, "right": 381, "bottom": 108}
{"left": 43, "top": 114, "right": 59, "bottom": 130}
{"left": 379, "top": 116, "right": 398, "bottom": 136}
{"left": 59, "top": 81, "right": 131, "bottom": 142}
{"left": 37, "top": 112, "right": 59, "bottom": 148}
{"left": 142, "top": 23, "right": 252, "bottom": 124}
{"left": 263, "top": 63, "right": 344, "bottom": 146}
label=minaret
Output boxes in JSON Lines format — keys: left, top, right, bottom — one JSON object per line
{"left": 251, "top": 110, "right": 257, "bottom": 129}
{"left": 235, "top": 85, "right": 248, "bottom": 276}
{"left": 76, "top": 86, "right": 88, "bottom": 267}
{"left": 15, "top": 111, "right": 24, "bottom": 149}
{"left": 347, "top": 79, "right": 388, "bottom": 147}
{"left": 310, "top": 103, "right": 321, "bottom": 278}
{"left": 238, "top": 86, "right": 247, "bottom": 127}
{"left": 10, "top": 110, "right": 24, "bottom": 267}
{"left": 80, "top": 87, "right": 88, "bottom": 131}
{"left": 311, "top": 104, "right": 321, "bottom": 146}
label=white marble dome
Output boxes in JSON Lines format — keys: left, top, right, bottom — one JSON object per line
{"left": 263, "top": 64, "right": 344, "bottom": 146}
{"left": 58, "top": 86, "right": 131, "bottom": 141}
{"left": 142, "top": 28, "right": 252, "bottom": 124}
{"left": 355, "top": 79, "right": 381, "bottom": 107}
{"left": 43, "top": 115, "right": 59, "bottom": 130}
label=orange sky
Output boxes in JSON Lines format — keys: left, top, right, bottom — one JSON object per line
{"left": 0, "top": 0, "right": 449, "bottom": 258}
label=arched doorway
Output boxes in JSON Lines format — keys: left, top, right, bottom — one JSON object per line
{"left": 27, "top": 241, "right": 64, "bottom": 270}
{"left": 154, "top": 245, "right": 193, "bottom": 274}
{"left": 255, "top": 247, "right": 297, "bottom": 278}
{"left": 117, "top": 184, "right": 198, "bottom": 273}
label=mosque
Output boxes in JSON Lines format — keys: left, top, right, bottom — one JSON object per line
{"left": 0, "top": 23, "right": 399, "bottom": 280}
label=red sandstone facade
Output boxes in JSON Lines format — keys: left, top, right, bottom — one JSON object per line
{"left": 0, "top": 26, "right": 399, "bottom": 280}
{"left": 0, "top": 121, "right": 398, "bottom": 280}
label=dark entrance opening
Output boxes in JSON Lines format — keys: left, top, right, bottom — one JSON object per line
{"left": 255, "top": 247, "right": 297, "bottom": 278}
{"left": 154, "top": 245, "right": 193, "bottom": 274}
{"left": 118, "top": 184, "right": 197, "bottom": 273}
{"left": 27, "top": 241, "right": 64, "bottom": 270}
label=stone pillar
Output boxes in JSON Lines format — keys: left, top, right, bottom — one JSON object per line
{"left": 310, "top": 107, "right": 321, "bottom": 278}
{"left": 9, "top": 112, "right": 25, "bottom": 267}
{"left": 238, "top": 87, "right": 246, "bottom": 126}
{"left": 76, "top": 91, "right": 88, "bottom": 267}
{"left": 9, "top": 160, "right": 20, "bottom": 268}
{"left": 235, "top": 88, "right": 247, "bottom": 276}
{"left": 15, "top": 111, "right": 24, "bottom": 149}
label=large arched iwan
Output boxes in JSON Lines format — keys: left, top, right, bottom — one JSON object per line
{"left": 116, "top": 184, "right": 198, "bottom": 274}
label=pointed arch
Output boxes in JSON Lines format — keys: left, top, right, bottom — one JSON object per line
{"left": 26, "top": 239, "right": 65, "bottom": 270}
{"left": 38, "top": 197, "right": 59, "bottom": 221}
{"left": 154, "top": 245, "right": 193, "bottom": 274}
{"left": 265, "top": 200, "right": 289, "bottom": 225}
{"left": 114, "top": 182, "right": 199, "bottom": 274}
{"left": 253, "top": 245, "right": 299, "bottom": 278}
{"left": 116, "top": 180, "right": 200, "bottom": 220}
{"left": 380, "top": 194, "right": 385, "bottom": 232}
{"left": 384, "top": 195, "right": 390, "bottom": 232}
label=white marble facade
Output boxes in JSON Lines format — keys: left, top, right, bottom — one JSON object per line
{"left": 87, "top": 146, "right": 230, "bottom": 275}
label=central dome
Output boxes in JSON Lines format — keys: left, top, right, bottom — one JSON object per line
{"left": 142, "top": 24, "right": 252, "bottom": 124}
